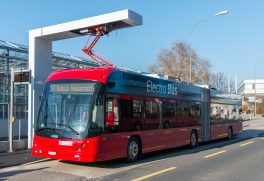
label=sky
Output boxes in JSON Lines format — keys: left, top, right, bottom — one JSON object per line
{"left": 1, "top": 0, "right": 264, "bottom": 84}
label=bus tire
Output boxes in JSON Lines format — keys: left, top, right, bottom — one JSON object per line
{"left": 190, "top": 130, "right": 198, "bottom": 148}
{"left": 126, "top": 136, "right": 140, "bottom": 163}
{"left": 227, "top": 127, "right": 233, "bottom": 140}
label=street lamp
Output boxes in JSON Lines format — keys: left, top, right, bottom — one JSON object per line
{"left": 254, "top": 61, "right": 264, "bottom": 117}
{"left": 189, "top": 10, "right": 229, "bottom": 83}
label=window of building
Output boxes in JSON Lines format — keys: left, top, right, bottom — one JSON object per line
{"left": 245, "top": 84, "right": 253, "bottom": 89}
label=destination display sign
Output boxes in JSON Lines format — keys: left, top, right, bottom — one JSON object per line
{"left": 14, "top": 70, "right": 31, "bottom": 83}
{"left": 147, "top": 80, "right": 178, "bottom": 96}
{"left": 50, "top": 83, "right": 95, "bottom": 94}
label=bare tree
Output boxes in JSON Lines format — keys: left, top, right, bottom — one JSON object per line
{"left": 192, "top": 58, "right": 211, "bottom": 84}
{"left": 149, "top": 41, "right": 237, "bottom": 94}
{"left": 210, "top": 72, "right": 236, "bottom": 93}
{"left": 149, "top": 41, "right": 211, "bottom": 84}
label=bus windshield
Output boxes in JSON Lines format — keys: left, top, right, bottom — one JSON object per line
{"left": 36, "top": 80, "right": 105, "bottom": 139}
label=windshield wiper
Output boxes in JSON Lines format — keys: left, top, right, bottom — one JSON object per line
{"left": 36, "top": 127, "right": 57, "bottom": 132}
{"left": 56, "top": 124, "right": 79, "bottom": 135}
{"left": 39, "top": 123, "right": 79, "bottom": 135}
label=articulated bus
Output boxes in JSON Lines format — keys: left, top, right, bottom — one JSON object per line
{"left": 32, "top": 67, "right": 242, "bottom": 162}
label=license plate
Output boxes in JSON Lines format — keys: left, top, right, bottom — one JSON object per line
{"left": 48, "top": 151, "right": 56, "bottom": 156}
{"left": 58, "top": 141, "right": 73, "bottom": 146}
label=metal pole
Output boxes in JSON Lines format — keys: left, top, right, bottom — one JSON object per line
{"left": 19, "top": 119, "right": 21, "bottom": 140}
{"left": 188, "top": 16, "right": 213, "bottom": 83}
{"left": 254, "top": 66, "right": 257, "bottom": 117}
{"left": 235, "top": 73, "right": 238, "bottom": 94}
{"left": 254, "top": 61, "right": 264, "bottom": 117}
{"left": 188, "top": 11, "right": 228, "bottom": 83}
{"left": 9, "top": 67, "right": 14, "bottom": 152}
{"left": 7, "top": 103, "right": 10, "bottom": 138}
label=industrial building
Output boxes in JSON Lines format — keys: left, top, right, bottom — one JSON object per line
{"left": 0, "top": 40, "right": 97, "bottom": 150}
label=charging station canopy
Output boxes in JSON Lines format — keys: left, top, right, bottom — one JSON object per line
{"left": 33, "top": 9, "right": 142, "bottom": 40}
{"left": 28, "top": 9, "right": 142, "bottom": 148}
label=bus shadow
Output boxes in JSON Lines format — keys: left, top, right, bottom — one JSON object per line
{"left": 60, "top": 128, "right": 264, "bottom": 169}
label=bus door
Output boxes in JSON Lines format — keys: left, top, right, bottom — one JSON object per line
{"left": 119, "top": 98, "right": 133, "bottom": 132}
{"left": 103, "top": 97, "right": 126, "bottom": 159}
{"left": 105, "top": 98, "right": 119, "bottom": 130}
{"left": 201, "top": 88, "right": 210, "bottom": 142}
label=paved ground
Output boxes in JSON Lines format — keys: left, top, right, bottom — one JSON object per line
{"left": 0, "top": 149, "right": 41, "bottom": 169}
{"left": 0, "top": 118, "right": 263, "bottom": 181}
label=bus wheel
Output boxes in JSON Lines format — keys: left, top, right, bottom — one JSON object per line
{"left": 190, "top": 131, "right": 198, "bottom": 148}
{"left": 126, "top": 137, "right": 140, "bottom": 163}
{"left": 227, "top": 127, "right": 233, "bottom": 140}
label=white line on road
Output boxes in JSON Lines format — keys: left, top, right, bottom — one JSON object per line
{"left": 203, "top": 150, "right": 226, "bottom": 158}
{"left": 239, "top": 141, "right": 254, "bottom": 147}
{"left": 131, "top": 167, "right": 177, "bottom": 181}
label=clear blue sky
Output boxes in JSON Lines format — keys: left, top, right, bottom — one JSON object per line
{"left": 1, "top": 0, "right": 264, "bottom": 83}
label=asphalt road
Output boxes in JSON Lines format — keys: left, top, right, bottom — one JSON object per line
{"left": 0, "top": 119, "right": 264, "bottom": 181}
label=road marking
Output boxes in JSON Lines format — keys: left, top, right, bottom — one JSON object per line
{"left": 240, "top": 141, "right": 254, "bottom": 147}
{"left": 203, "top": 150, "right": 226, "bottom": 158}
{"left": 131, "top": 167, "right": 176, "bottom": 181}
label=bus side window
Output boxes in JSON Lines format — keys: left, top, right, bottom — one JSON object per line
{"left": 177, "top": 101, "right": 189, "bottom": 127}
{"left": 189, "top": 102, "right": 201, "bottom": 126}
{"left": 106, "top": 98, "right": 119, "bottom": 132}
{"left": 162, "top": 100, "right": 176, "bottom": 128}
{"left": 132, "top": 99, "right": 144, "bottom": 131}
{"left": 145, "top": 100, "right": 161, "bottom": 130}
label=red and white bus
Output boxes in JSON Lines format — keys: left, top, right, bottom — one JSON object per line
{"left": 32, "top": 67, "right": 242, "bottom": 162}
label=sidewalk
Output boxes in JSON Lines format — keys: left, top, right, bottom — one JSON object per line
{"left": 0, "top": 149, "right": 41, "bottom": 169}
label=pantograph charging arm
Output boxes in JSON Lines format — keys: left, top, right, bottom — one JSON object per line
{"left": 82, "top": 27, "right": 115, "bottom": 67}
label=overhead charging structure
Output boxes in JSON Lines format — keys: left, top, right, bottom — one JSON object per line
{"left": 82, "top": 26, "right": 115, "bottom": 67}
{"left": 28, "top": 9, "right": 142, "bottom": 148}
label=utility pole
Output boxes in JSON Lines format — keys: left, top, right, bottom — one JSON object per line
{"left": 235, "top": 73, "right": 238, "bottom": 94}
{"left": 228, "top": 76, "right": 230, "bottom": 93}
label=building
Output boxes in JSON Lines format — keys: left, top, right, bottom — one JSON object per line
{"left": 238, "top": 79, "right": 264, "bottom": 115}
{"left": 0, "top": 40, "right": 97, "bottom": 150}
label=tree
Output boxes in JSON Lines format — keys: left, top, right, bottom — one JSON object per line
{"left": 210, "top": 72, "right": 236, "bottom": 93}
{"left": 149, "top": 41, "right": 211, "bottom": 84}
